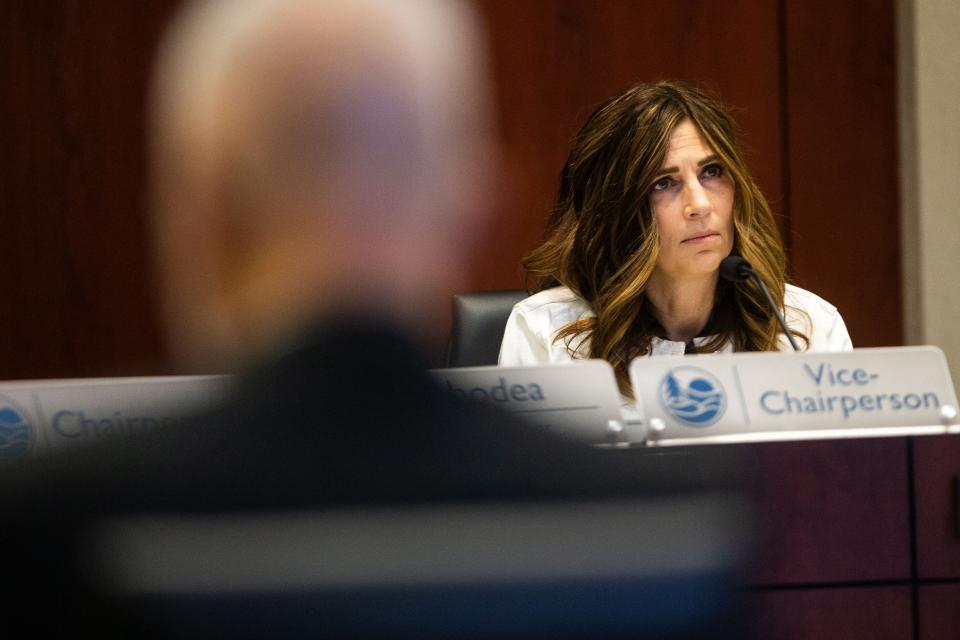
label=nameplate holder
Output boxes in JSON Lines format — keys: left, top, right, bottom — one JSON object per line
{"left": 628, "top": 346, "right": 959, "bottom": 446}
{"left": 432, "top": 361, "right": 635, "bottom": 445}
{"left": 0, "top": 375, "right": 231, "bottom": 460}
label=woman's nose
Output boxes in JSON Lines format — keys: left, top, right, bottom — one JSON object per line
{"left": 683, "top": 182, "right": 712, "bottom": 218}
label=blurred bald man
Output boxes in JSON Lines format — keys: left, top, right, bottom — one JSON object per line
{"left": 150, "top": 0, "right": 495, "bottom": 373}
{"left": 0, "top": 1, "right": 747, "bottom": 637}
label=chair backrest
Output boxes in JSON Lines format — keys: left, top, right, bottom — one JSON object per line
{"left": 446, "top": 290, "right": 528, "bottom": 367}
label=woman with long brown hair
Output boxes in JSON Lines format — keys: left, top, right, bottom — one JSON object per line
{"left": 499, "top": 80, "right": 851, "bottom": 395}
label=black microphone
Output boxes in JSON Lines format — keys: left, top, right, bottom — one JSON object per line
{"left": 719, "top": 255, "right": 800, "bottom": 352}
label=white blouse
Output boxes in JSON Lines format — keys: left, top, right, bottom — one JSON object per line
{"left": 498, "top": 283, "right": 853, "bottom": 366}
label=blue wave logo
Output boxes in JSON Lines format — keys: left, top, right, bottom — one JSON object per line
{"left": 658, "top": 366, "right": 727, "bottom": 427}
{"left": 0, "top": 399, "right": 33, "bottom": 460}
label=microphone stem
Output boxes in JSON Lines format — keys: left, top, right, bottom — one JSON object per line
{"left": 747, "top": 268, "right": 800, "bottom": 351}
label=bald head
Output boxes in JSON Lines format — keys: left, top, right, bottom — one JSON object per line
{"left": 150, "top": 0, "right": 495, "bottom": 372}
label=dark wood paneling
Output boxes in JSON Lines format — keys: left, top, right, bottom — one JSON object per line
{"left": 472, "top": 0, "right": 782, "bottom": 291}
{"left": 746, "top": 586, "right": 912, "bottom": 639}
{"left": 914, "top": 435, "right": 960, "bottom": 578}
{"left": 0, "top": 1, "right": 900, "bottom": 378}
{"left": 742, "top": 438, "right": 910, "bottom": 584}
{"left": 918, "top": 583, "right": 960, "bottom": 640}
{"left": 0, "top": 0, "right": 181, "bottom": 379}
{"left": 784, "top": 1, "right": 901, "bottom": 347}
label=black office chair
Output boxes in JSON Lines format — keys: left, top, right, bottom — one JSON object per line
{"left": 445, "top": 290, "right": 528, "bottom": 367}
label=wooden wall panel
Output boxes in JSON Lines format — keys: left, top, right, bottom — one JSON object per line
{"left": 918, "top": 583, "right": 960, "bottom": 640}
{"left": 0, "top": 1, "right": 901, "bottom": 373}
{"left": 472, "top": 0, "right": 782, "bottom": 290}
{"left": 784, "top": 1, "right": 901, "bottom": 347}
{"left": 746, "top": 586, "right": 912, "bottom": 640}
{"left": 0, "top": 0, "right": 181, "bottom": 379}
{"left": 741, "top": 438, "right": 911, "bottom": 585}
{"left": 913, "top": 435, "right": 960, "bottom": 578}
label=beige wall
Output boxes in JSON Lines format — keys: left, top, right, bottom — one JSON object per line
{"left": 899, "top": 0, "right": 960, "bottom": 390}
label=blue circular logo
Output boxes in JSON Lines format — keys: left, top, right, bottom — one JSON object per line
{"left": 0, "top": 398, "right": 33, "bottom": 460}
{"left": 657, "top": 366, "right": 727, "bottom": 427}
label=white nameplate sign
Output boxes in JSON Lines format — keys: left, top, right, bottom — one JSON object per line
{"left": 432, "top": 361, "right": 635, "bottom": 444}
{"left": 628, "top": 346, "right": 959, "bottom": 446}
{"left": 0, "top": 375, "right": 231, "bottom": 460}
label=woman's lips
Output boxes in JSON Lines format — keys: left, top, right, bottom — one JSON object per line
{"left": 682, "top": 232, "right": 720, "bottom": 244}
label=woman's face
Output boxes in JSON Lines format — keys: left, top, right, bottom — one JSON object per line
{"left": 649, "top": 119, "right": 734, "bottom": 281}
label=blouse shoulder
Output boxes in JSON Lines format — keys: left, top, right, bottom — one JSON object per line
{"left": 784, "top": 283, "right": 839, "bottom": 316}
{"left": 513, "top": 286, "right": 588, "bottom": 313}
{"left": 512, "top": 286, "right": 594, "bottom": 331}
{"left": 498, "top": 287, "right": 593, "bottom": 366}
{"left": 783, "top": 283, "right": 853, "bottom": 351}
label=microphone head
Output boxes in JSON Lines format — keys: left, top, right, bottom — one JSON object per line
{"left": 719, "top": 255, "right": 752, "bottom": 282}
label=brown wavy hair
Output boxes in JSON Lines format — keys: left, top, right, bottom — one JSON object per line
{"left": 524, "top": 80, "right": 806, "bottom": 395}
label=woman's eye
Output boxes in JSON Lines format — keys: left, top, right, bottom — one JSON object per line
{"left": 652, "top": 177, "right": 673, "bottom": 191}
{"left": 701, "top": 163, "right": 724, "bottom": 179}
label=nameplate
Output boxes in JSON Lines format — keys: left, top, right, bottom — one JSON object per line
{"left": 628, "top": 346, "right": 959, "bottom": 445}
{"left": 0, "top": 375, "right": 231, "bottom": 460}
{"left": 432, "top": 361, "right": 634, "bottom": 444}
